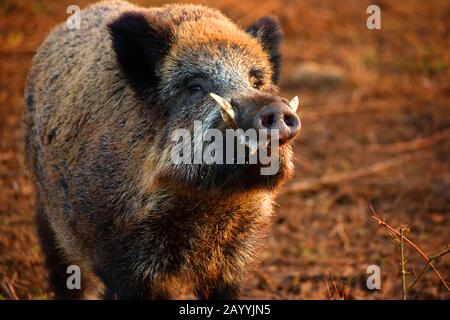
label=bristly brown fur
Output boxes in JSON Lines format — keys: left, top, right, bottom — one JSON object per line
{"left": 24, "top": 0, "right": 293, "bottom": 299}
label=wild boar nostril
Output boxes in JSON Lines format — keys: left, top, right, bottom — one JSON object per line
{"left": 261, "top": 113, "right": 276, "bottom": 128}
{"left": 284, "top": 114, "right": 297, "bottom": 127}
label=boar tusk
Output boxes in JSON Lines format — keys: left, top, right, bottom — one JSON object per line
{"left": 221, "top": 109, "right": 237, "bottom": 129}
{"left": 289, "top": 96, "right": 299, "bottom": 113}
{"left": 209, "top": 93, "right": 238, "bottom": 128}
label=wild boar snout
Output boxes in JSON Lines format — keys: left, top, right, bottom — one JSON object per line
{"left": 226, "top": 94, "right": 301, "bottom": 144}
{"left": 253, "top": 100, "right": 301, "bottom": 144}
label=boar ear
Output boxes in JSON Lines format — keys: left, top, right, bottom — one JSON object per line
{"left": 246, "top": 16, "right": 283, "bottom": 84}
{"left": 108, "top": 12, "right": 173, "bottom": 99}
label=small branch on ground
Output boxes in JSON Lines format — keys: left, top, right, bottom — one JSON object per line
{"left": 284, "top": 152, "right": 430, "bottom": 193}
{"left": 366, "top": 128, "right": 450, "bottom": 153}
{"left": 370, "top": 205, "right": 450, "bottom": 293}
{"left": 399, "top": 225, "right": 409, "bottom": 300}
{"left": 324, "top": 271, "right": 347, "bottom": 300}
{"left": 305, "top": 99, "right": 407, "bottom": 121}
{"left": 408, "top": 244, "right": 450, "bottom": 291}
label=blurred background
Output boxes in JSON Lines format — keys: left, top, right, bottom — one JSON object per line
{"left": 0, "top": 0, "right": 449, "bottom": 299}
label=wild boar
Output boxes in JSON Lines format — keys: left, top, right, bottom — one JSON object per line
{"left": 24, "top": 0, "right": 300, "bottom": 299}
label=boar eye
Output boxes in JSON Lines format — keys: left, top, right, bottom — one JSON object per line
{"left": 188, "top": 83, "right": 204, "bottom": 95}
{"left": 249, "top": 75, "right": 263, "bottom": 89}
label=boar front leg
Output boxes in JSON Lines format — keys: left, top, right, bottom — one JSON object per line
{"left": 102, "top": 281, "right": 174, "bottom": 300}
{"left": 195, "top": 278, "right": 240, "bottom": 300}
{"left": 36, "top": 201, "right": 86, "bottom": 300}
{"left": 96, "top": 263, "right": 174, "bottom": 300}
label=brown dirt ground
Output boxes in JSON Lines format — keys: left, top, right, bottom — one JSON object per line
{"left": 0, "top": 0, "right": 449, "bottom": 300}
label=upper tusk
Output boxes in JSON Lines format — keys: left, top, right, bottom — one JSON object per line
{"left": 289, "top": 96, "right": 299, "bottom": 113}
{"left": 210, "top": 93, "right": 238, "bottom": 128}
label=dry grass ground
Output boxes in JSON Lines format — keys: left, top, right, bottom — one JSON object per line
{"left": 0, "top": 0, "right": 449, "bottom": 299}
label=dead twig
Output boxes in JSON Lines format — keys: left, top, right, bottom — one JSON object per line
{"left": 366, "top": 128, "right": 450, "bottom": 153}
{"left": 324, "top": 272, "right": 347, "bottom": 300}
{"left": 408, "top": 245, "right": 450, "bottom": 291}
{"left": 285, "top": 152, "right": 430, "bottom": 193}
{"left": 400, "top": 225, "right": 409, "bottom": 300}
{"left": 370, "top": 205, "right": 450, "bottom": 293}
{"left": 324, "top": 279, "right": 333, "bottom": 299}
